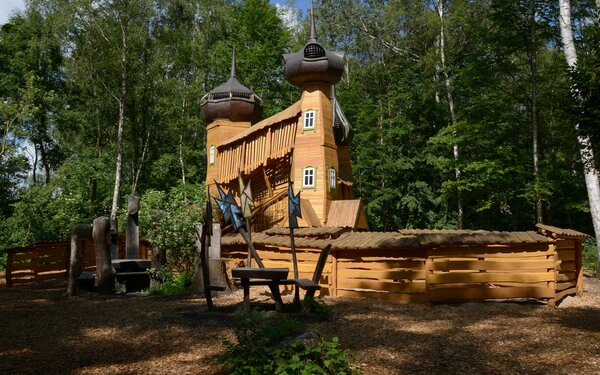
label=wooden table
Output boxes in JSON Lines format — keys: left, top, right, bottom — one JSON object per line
{"left": 232, "top": 267, "right": 289, "bottom": 312}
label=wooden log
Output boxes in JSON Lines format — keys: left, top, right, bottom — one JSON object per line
{"left": 93, "top": 217, "right": 115, "bottom": 295}
{"left": 126, "top": 195, "right": 140, "bottom": 259}
{"left": 68, "top": 224, "right": 92, "bottom": 296}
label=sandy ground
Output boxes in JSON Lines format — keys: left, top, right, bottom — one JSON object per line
{"left": 0, "top": 276, "right": 599, "bottom": 374}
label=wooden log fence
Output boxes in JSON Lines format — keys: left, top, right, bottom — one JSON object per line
{"left": 4, "top": 237, "right": 151, "bottom": 287}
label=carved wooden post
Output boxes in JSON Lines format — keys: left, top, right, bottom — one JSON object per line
{"left": 93, "top": 217, "right": 114, "bottom": 294}
{"left": 110, "top": 218, "right": 119, "bottom": 259}
{"left": 67, "top": 224, "right": 93, "bottom": 296}
{"left": 126, "top": 195, "right": 140, "bottom": 259}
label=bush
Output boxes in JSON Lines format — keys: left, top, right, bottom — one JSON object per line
{"left": 140, "top": 183, "right": 205, "bottom": 273}
{"left": 218, "top": 309, "right": 358, "bottom": 375}
{"left": 583, "top": 237, "right": 598, "bottom": 277}
{"left": 147, "top": 271, "right": 193, "bottom": 297}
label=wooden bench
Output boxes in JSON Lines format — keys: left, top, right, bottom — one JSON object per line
{"left": 232, "top": 244, "right": 332, "bottom": 312}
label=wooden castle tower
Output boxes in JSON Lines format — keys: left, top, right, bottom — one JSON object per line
{"left": 201, "top": 4, "right": 367, "bottom": 231}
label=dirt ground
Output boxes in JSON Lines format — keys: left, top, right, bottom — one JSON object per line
{"left": 1, "top": 276, "right": 599, "bottom": 375}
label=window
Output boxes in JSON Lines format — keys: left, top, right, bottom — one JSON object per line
{"left": 329, "top": 168, "right": 336, "bottom": 190}
{"left": 209, "top": 145, "right": 216, "bottom": 165}
{"left": 303, "top": 110, "right": 315, "bottom": 130}
{"left": 303, "top": 167, "right": 315, "bottom": 188}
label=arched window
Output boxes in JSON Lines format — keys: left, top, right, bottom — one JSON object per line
{"left": 209, "top": 145, "right": 216, "bottom": 165}
{"left": 303, "top": 110, "right": 316, "bottom": 130}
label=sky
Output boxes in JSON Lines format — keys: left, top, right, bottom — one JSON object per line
{"left": 0, "top": 0, "right": 25, "bottom": 25}
{"left": 0, "top": 1, "right": 309, "bottom": 25}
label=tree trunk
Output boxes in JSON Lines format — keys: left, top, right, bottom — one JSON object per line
{"left": 110, "top": 21, "right": 128, "bottom": 222}
{"left": 437, "top": 0, "right": 463, "bottom": 229}
{"left": 559, "top": 0, "right": 600, "bottom": 273}
{"left": 530, "top": 0, "right": 543, "bottom": 223}
{"left": 93, "top": 217, "right": 114, "bottom": 295}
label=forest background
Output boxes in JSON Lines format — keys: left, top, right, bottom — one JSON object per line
{"left": 0, "top": 0, "right": 599, "bottom": 272}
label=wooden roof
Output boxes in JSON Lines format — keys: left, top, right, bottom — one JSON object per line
{"left": 535, "top": 224, "right": 588, "bottom": 239}
{"left": 218, "top": 101, "right": 301, "bottom": 148}
{"left": 326, "top": 200, "right": 368, "bottom": 229}
{"left": 221, "top": 228, "right": 554, "bottom": 251}
{"left": 264, "top": 226, "right": 350, "bottom": 238}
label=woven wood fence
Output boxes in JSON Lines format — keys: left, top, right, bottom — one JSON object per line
{"left": 4, "top": 237, "right": 151, "bottom": 287}
{"left": 220, "top": 228, "right": 584, "bottom": 306}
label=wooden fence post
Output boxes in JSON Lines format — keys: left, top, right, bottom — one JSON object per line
{"left": 548, "top": 243, "right": 557, "bottom": 307}
{"left": 576, "top": 240, "right": 583, "bottom": 297}
{"left": 331, "top": 250, "right": 338, "bottom": 296}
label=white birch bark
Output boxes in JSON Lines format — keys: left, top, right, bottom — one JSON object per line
{"left": 437, "top": 0, "right": 463, "bottom": 229}
{"left": 110, "top": 22, "right": 128, "bottom": 222}
{"left": 559, "top": 0, "right": 600, "bottom": 266}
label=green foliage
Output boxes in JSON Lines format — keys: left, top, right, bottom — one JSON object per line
{"left": 148, "top": 271, "right": 192, "bottom": 297}
{"left": 583, "top": 237, "right": 598, "bottom": 277}
{"left": 146, "top": 267, "right": 173, "bottom": 284}
{"left": 140, "top": 183, "right": 205, "bottom": 273}
{"left": 218, "top": 309, "right": 357, "bottom": 375}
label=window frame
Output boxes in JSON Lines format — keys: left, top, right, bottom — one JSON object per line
{"left": 328, "top": 167, "right": 337, "bottom": 190}
{"left": 209, "top": 145, "right": 216, "bottom": 165}
{"left": 303, "top": 110, "right": 316, "bottom": 131}
{"left": 302, "top": 167, "right": 316, "bottom": 189}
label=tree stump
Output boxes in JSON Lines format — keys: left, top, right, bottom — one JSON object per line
{"left": 93, "top": 217, "right": 115, "bottom": 295}
{"left": 126, "top": 195, "right": 140, "bottom": 259}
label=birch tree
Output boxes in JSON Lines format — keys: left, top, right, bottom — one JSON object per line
{"left": 436, "top": 0, "right": 463, "bottom": 229}
{"left": 559, "top": 0, "right": 600, "bottom": 268}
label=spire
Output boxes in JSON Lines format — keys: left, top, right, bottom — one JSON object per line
{"left": 200, "top": 46, "right": 263, "bottom": 123}
{"left": 309, "top": 0, "right": 317, "bottom": 42}
{"left": 282, "top": 0, "right": 345, "bottom": 87}
{"left": 230, "top": 47, "right": 237, "bottom": 78}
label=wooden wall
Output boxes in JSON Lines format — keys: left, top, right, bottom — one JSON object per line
{"left": 554, "top": 239, "right": 583, "bottom": 302}
{"left": 4, "top": 237, "right": 151, "bottom": 287}
{"left": 221, "top": 236, "right": 584, "bottom": 306}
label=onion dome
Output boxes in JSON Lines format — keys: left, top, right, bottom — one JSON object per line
{"left": 331, "top": 86, "right": 353, "bottom": 146}
{"left": 283, "top": 1, "right": 344, "bottom": 87}
{"left": 201, "top": 49, "right": 262, "bottom": 123}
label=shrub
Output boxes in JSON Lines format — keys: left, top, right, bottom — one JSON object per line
{"left": 583, "top": 237, "right": 598, "bottom": 277}
{"left": 148, "top": 271, "right": 193, "bottom": 297}
{"left": 139, "top": 183, "right": 205, "bottom": 273}
{"left": 218, "top": 309, "right": 358, "bottom": 375}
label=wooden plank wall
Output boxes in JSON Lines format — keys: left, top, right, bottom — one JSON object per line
{"left": 425, "top": 245, "right": 556, "bottom": 304}
{"left": 333, "top": 248, "right": 427, "bottom": 303}
{"left": 5, "top": 238, "right": 151, "bottom": 286}
{"left": 554, "top": 239, "right": 581, "bottom": 302}
{"left": 221, "top": 237, "right": 584, "bottom": 305}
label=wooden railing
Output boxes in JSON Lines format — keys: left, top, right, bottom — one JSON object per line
{"left": 4, "top": 237, "right": 151, "bottom": 287}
